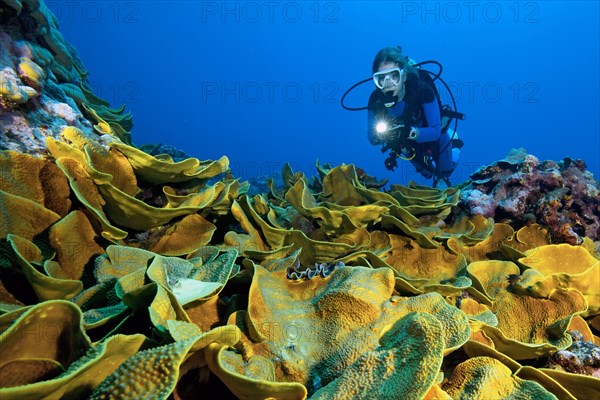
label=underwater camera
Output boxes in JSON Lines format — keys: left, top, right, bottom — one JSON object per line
{"left": 377, "top": 118, "right": 417, "bottom": 171}
{"left": 384, "top": 154, "right": 398, "bottom": 171}
{"left": 375, "top": 119, "right": 404, "bottom": 138}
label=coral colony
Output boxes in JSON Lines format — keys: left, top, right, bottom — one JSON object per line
{"left": 1, "top": 1, "right": 599, "bottom": 399}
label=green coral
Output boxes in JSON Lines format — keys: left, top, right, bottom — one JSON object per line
{"left": 311, "top": 312, "right": 445, "bottom": 399}
{"left": 89, "top": 326, "right": 241, "bottom": 399}
{"left": 0, "top": 14, "right": 598, "bottom": 396}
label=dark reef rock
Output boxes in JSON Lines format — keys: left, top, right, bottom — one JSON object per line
{"left": 460, "top": 148, "right": 600, "bottom": 244}
{"left": 544, "top": 330, "right": 600, "bottom": 378}
{"left": 137, "top": 143, "right": 191, "bottom": 162}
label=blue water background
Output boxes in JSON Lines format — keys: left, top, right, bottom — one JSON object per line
{"left": 54, "top": 1, "right": 600, "bottom": 185}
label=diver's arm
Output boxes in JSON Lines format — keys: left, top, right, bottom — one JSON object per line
{"left": 413, "top": 100, "right": 441, "bottom": 143}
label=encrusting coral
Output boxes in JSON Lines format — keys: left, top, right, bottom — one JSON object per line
{"left": 461, "top": 147, "right": 600, "bottom": 244}
{"left": 0, "top": 0, "right": 131, "bottom": 154}
{"left": 544, "top": 330, "right": 600, "bottom": 377}
{"left": 1, "top": 0, "right": 599, "bottom": 399}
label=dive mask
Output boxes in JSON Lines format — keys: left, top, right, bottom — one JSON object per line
{"left": 373, "top": 67, "right": 403, "bottom": 90}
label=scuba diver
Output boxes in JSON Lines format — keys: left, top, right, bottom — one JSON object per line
{"left": 342, "top": 46, "right": 465, "bottom": 188}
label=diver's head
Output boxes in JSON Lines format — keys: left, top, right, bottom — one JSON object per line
{"left": 372, "top": 46, "right": 412, "bottom": 98}
{"left": 373, "top": 62, "right": 406, "bottom": 97}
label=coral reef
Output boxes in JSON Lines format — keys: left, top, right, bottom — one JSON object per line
{"left": 286, "top": 260, "right": 345, "bottom": 280}
{"left": 1, "top": 1, "right": 599, "bottom": 400}
{"left": 138, "top": 143, "right": 191, "bottom": 163}
{"left": 544, "top": 330, "right": 600, "bottom": 378}
{"left": 0, "top": 0, "right": 132, "bottom": 154}
{"left": 461, "top": 148, "right": 600, "bottom": 244}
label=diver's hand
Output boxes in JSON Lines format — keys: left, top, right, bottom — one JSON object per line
{"left": 407, "top": 127, "right": 419, "bottom": 141}
{"left": 386, "top": 131, "right": 400, "bottom": 145}
{"left": 386, "top": 124, "right": 405, "bottom": 141}
{"left": 374, "top": 121, "right": 403, "bottom": 144}
{"left": 389, "top": 123, "right": 405, "bottom": 133}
